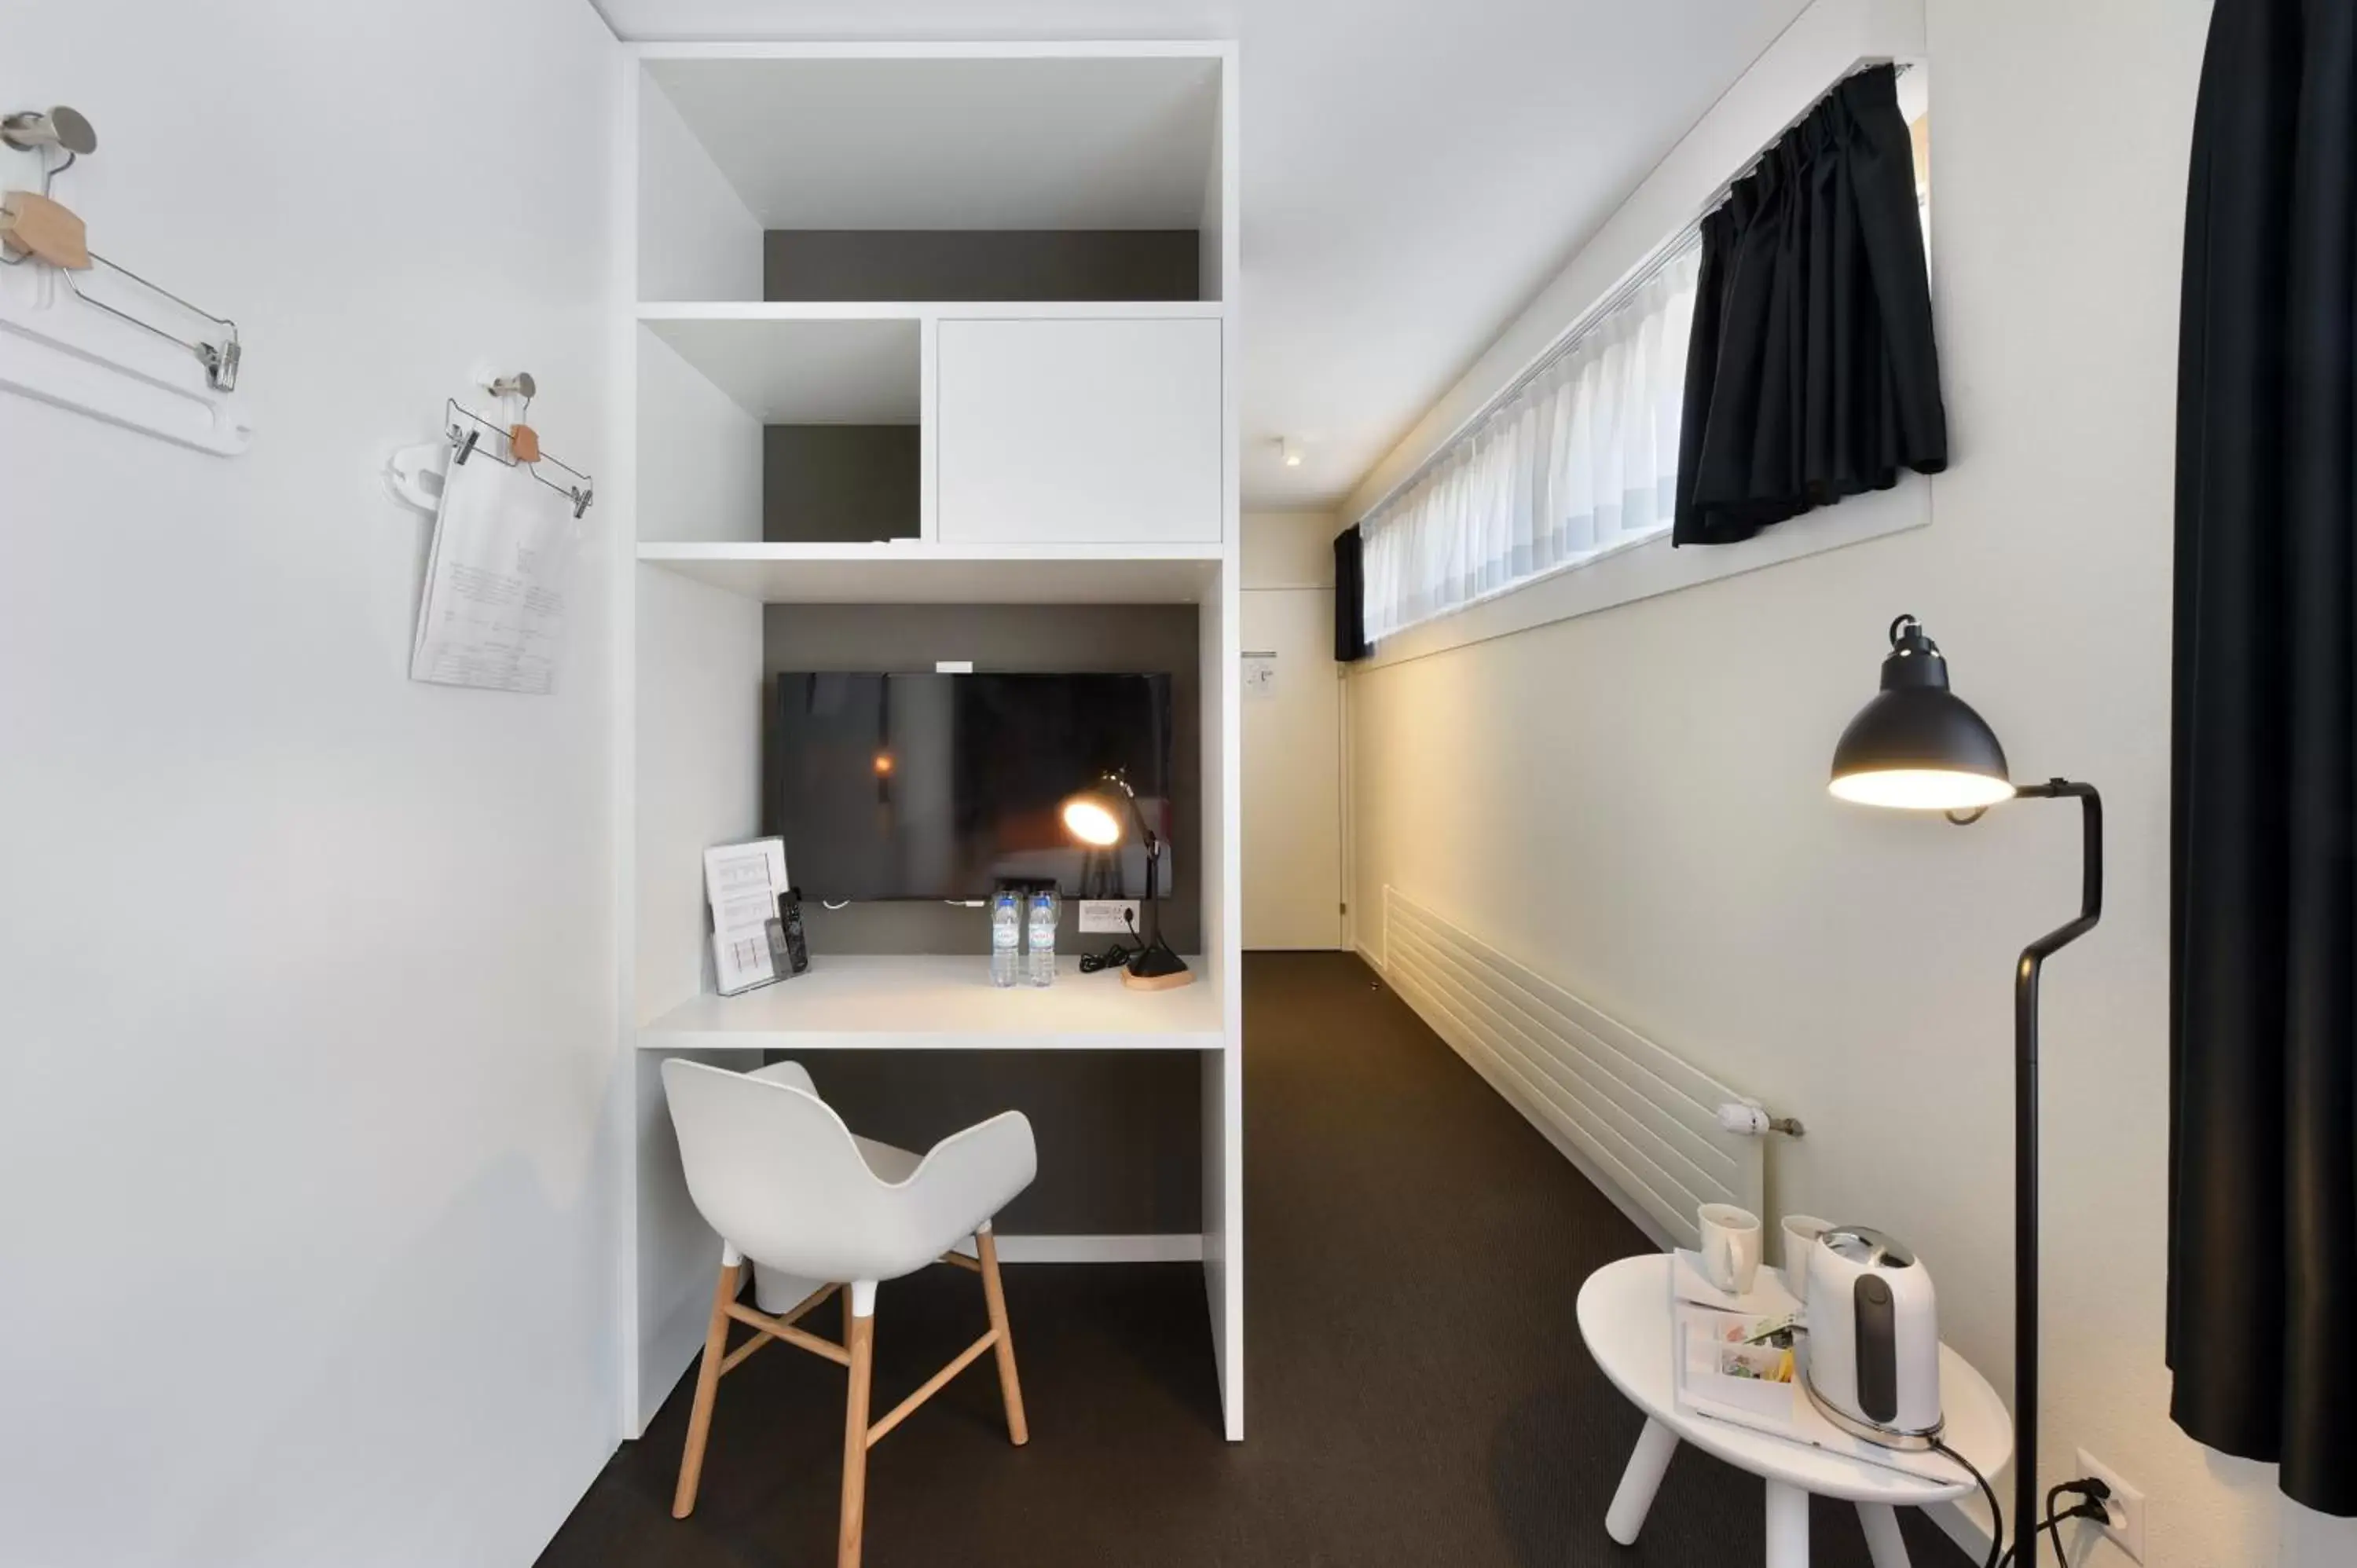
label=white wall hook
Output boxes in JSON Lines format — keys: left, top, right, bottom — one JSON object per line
{"left": 385, "top": 439, "right": 448, "bottom": 513}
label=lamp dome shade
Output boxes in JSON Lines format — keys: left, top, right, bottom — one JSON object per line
{"left": 1061, "top": 794, "right": 1125, "bottom": 846}
{"left": 1828, "top": 617, "right": 2014, "bottom": 811}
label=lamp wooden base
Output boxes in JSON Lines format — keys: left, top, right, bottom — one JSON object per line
{"left": 1121, "top": 966, "right": 1195, "bottom": 991}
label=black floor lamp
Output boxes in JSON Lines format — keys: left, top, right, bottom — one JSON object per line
{"left": 1827, "top": 615, "right": 2102, "bottom": 1566}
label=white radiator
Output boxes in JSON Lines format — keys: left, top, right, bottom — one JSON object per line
{"left": 1381, "top": 886, "right": 1766, "bottom": 1252}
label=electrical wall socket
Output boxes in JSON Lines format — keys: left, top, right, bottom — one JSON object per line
{"left": 2073, "top": 1448, "right": 2146, "bottom": 1563}
{"left": 1077, "top": 899, "right": 1140, "bottom": 934}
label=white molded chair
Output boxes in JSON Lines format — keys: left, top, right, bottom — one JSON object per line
{"left": 662, "top": 1057, "right": 1038, "bottom": 1568}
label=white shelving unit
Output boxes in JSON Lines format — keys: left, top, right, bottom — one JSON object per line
{"left": 637, "top": 540, "right": 1223, "bottom": 604}
{"left": 612, "top": 41, "right": 1244, "bottom": 1442}
{"left": 640, "top": 300, "right": 1226, "bottom": 320}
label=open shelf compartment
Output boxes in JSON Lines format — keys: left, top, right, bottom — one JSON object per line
{"left": 636, "top": 46, "right": 1230, "bottom": 306}
{"left": 637, "top": 313, "right": 922, "bottom": 547}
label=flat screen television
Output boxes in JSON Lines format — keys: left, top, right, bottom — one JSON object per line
{"left": 772, "top": 671, "right": 1176, "bottom": 902}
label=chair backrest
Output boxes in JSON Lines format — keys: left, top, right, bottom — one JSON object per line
{"left": 662, "top": 1059, "right": 904, "bottom": 1282}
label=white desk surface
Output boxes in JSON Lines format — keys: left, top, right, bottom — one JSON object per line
{"left": 639, "top": 953, "right": 1222, "bottom": 1052}
{"left": 1577, "top": 1254, "right": 2013, "bottom": 1505}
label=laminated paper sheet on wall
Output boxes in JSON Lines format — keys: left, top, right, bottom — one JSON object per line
{"left": 410, "top": 452, "right": 581, "bottom": 694}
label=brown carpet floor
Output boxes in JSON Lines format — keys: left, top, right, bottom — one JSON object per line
{"left": 538, "top": 951, "right": 1970, "bottom": 1567}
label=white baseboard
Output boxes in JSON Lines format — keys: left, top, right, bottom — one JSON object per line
{"left": 949, "top": 1233, "right": 1204, "bottom": 1264}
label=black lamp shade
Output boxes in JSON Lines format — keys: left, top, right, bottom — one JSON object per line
{"left": 1828, "top": 617, "right": 2014, "bottom": 810}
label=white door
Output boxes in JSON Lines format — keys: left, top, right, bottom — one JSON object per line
{"left": 1241, "top": 588, "right": 1343, "bottom": 949}
{"left": 936, "top": 317, "right": 1224, "bottom": 544}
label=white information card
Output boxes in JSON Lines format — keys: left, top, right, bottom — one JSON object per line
{"left": 705, "top": 838, "right": 790, "bottom": 995}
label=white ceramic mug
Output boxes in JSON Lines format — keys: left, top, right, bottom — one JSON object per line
{"left": 1698, "top": 1203, "right": 1763, "bottom": 1295}
{"left": 1780, "top": 1214, "right": 1835, "bottom": 1302}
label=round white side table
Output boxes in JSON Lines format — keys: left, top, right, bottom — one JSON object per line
{"left": 1576, "top": 1254, "right": 2012, "bottom": 1568}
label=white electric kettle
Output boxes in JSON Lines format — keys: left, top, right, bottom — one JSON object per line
{"left": 1802, "top": 1226, "right": 1942, "bottom": 1449}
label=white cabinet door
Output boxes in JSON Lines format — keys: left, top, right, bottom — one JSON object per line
{"left": 937, "top": 317, "right": 1223, "bottom": 544}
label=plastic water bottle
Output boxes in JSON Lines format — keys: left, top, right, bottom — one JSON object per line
{"left": 990, "top": 890, "right": 1021, "bottom": 987}
{"left": 1028, "top": 889, "right": 1058, "bottom": 987}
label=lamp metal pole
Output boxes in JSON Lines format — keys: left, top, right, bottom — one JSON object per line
{"left": 1994, "top": 779, "right": 2102, "bottom": 1565}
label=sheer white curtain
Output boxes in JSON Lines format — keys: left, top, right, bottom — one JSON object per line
{"left": 1360, "top": 238, "right": 1701, "bottom": 643}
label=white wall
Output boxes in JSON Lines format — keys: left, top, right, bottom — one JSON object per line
{"left": 1348, "top": 1, "right": 2357, "bottom": 1564}
{"left": 0, "top": 5, "right": 622, "bottom": 1566}
{"left": 1240, "top": 513, "right": 1343, "bottom": 950}
{"left": 1241, "top": 508, "right": 1336, "bottom": 590}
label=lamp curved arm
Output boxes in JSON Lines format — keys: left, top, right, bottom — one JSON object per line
{"left": 1094, "top": 768, "right": 1159, "bottom": 852}
{"left": 2012, "top": 778, "right": 2102, "bottom": 962}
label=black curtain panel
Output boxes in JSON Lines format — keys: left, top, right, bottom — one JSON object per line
{"left": 1333, "top": 524, "right": 1370, "bottom": 662}
{"left": 1673, "top": 64, "right": 1947, "bottom": 546}
{"left": 2169, "top": 0, "right": 2357, "bottom": 1520}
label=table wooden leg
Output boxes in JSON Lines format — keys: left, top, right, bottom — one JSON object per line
{"left": 1604, "top": 1418, "right": 1680, "bottom": 1545}
{"left": 1764, "top": 1479, "right": 1809, "bottom": 1568}
{"left": 1857, "top": 1501, "right": 1911, "bottom": 1567}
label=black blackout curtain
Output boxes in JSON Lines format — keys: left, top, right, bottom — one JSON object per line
{"left": 1333, "top": 524, "right": 1369, "bottom": 663}
{"left": 1673, "top": 64, "right": 1947, "bottom": 546}
{"left": 2170, "top": 0, "right": 2357, "bottom": 1519}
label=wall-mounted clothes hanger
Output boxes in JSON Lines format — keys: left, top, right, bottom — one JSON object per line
{"left": 0, "top": 104, "right": 242, "bottom": 391}
{"left": 445, "top": 376, "right": 594, "bottom": 519}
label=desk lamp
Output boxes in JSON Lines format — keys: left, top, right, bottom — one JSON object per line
{"left": 1829, "top": 614, "right": 2102, "bottom": 1565}
{"left": 1060, "top": 771, "right": 1192, "bottom": 991}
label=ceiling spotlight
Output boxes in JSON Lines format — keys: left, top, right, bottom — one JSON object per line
{"left": 2, "top": 105, "right": 97, "bottom": 157}
{"left": 1280, "top": 437, "right": 1303, "bottom": 468}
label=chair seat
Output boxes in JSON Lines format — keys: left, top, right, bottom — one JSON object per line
{"left": 750, "top": 1136, "right": 922, "bottom": 1310}
{"left": 854, "top": 1134, "right": 922, "bottom": 1185}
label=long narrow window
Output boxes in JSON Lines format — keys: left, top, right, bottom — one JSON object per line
{"left": 1360, "top": 236, "right": 1700, "bottom": 643}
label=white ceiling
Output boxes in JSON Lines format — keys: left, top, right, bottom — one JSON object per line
{"left": 594, "top": 0, "right": 1816, "bottom": 511}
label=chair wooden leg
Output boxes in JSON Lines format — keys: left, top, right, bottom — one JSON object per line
{"left": 838, "top": 1296, "right": 876, "bottom": 1568}
{"left": 976, "top": 1228, "right": 1028, "bottom": 1446}
{"left": 673, "top": 1257, "right": 742, "bottom": 1519}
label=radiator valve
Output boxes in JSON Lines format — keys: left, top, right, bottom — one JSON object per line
{"left": 1717, "top": 1099, "right": 1805, "bottom": 1138}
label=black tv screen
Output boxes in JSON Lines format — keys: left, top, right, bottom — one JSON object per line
{"left": 772, "top": 672, "right": 1176, "bottom": 902}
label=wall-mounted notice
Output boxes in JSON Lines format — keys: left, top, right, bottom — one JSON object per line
{"left": 1242, "top": 649, "right": 1278, "bottom": 700}
{"left": 410, "top": 454, "right": 581, "bottom": 694}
